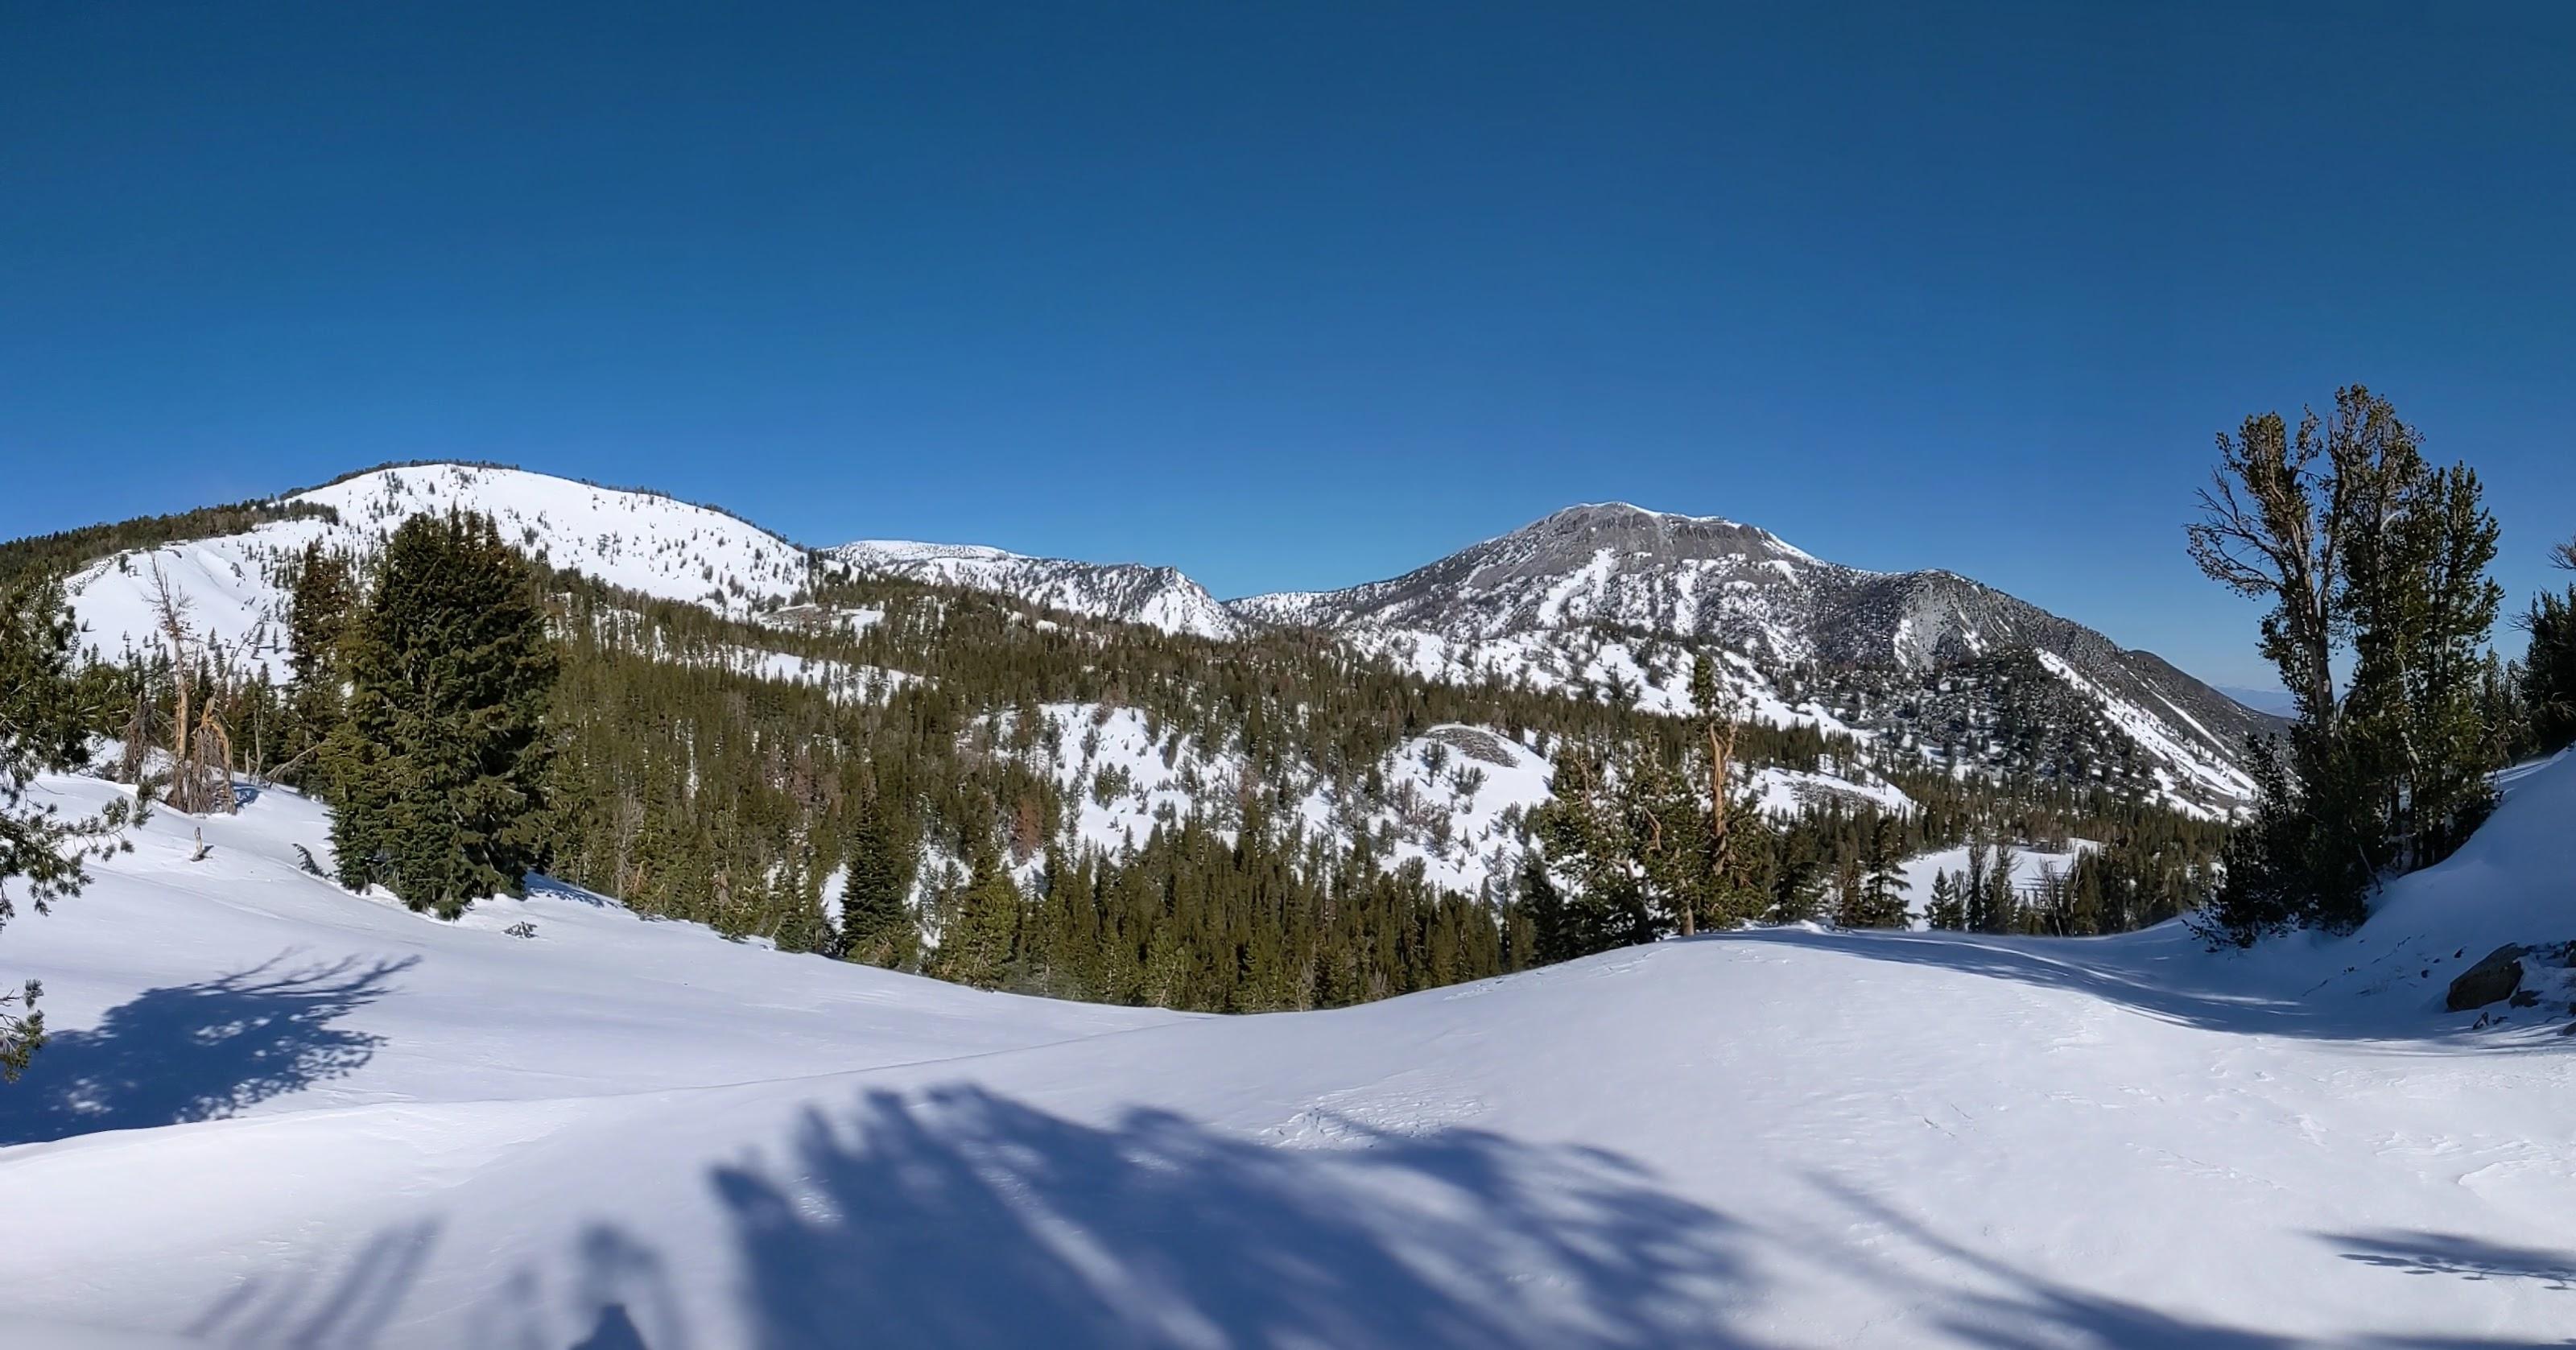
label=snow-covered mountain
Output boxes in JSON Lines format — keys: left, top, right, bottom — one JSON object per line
{"left": 52, "top": 466, "right": 2260, "bottom": 818}
{"left": 1232, "top": 502, "right": 2268, "bottom": 811}
{"left": 8, "top": 750, "right": 2576, "bottom": 1347}
{"left": 826, "top": 539, "right": 1245, "bottom": 640}
{"left": 63, "top": 464, "right": 815, "bottom": 675}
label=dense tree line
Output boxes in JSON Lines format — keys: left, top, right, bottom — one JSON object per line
{"left": 0, "top": 499, "right": 339, "bottom": 591}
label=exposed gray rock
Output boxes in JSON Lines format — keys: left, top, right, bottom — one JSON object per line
{"left": 2447, "top": 944, "right": 2529, "bottom": 1012}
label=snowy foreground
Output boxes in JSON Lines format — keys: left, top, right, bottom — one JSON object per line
{"left": 5, "top": 763, "right": 2576, "bottom": 1347}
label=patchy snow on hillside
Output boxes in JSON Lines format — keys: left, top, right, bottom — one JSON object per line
{"left": 707, "top": 646, "right": 924, "bottom": 703}
{"left": 584, "top": 607, "right": 923, "bottom": 704}
{"left": 829, "top": 540, "right": 1243, "bottom": 639}
{"left": 997, "top": 703, "right": 1925, "bottom": 901}
{"left": 1004, "top": 703, "right": 1229, "bottom": 856}
{"left": 10, "top": 758, "right": 2576, "bottom": 1346}
{"left": 1744, "top": 762, "right": 1915, "bottom": 819}
{"left": 2035, "top": 647, "right": 2256, "bottom": 811}
{"left": 1358, "top": 725, "right": 1556, "bottom": 898}
{"left": 1336, "top": 624, "right": 1864, "bottom": 736}
{"left": 1894, "top": 839, "right": 2098, "bottom": 923}
{"left": 991, "top": 707, "right": 1552, "bottom": 900}
{"left": 65, "top": 464, "right": 814, "bottom": 677}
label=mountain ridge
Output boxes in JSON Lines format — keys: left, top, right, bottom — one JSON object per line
{"left": 1221, "top": 500, "right": 2267, "bottom": 811}
{"left": 38, "top": 460, "right": 2263, "bottom": 811}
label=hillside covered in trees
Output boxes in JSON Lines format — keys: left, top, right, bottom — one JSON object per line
{"left": 2, "top": 463, "right": 2271, "bottom": 1016}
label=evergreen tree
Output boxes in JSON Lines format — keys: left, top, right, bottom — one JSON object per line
{"left": 2193, "top": 739, "right": 2308, "bottom": 945}
{"left": 330, "top": 512, "right": 559, "bottom": 919}
{"left": 2477, "top": 651, "right": 2531, "bottom": 769}
{"left": 838, "top": 790, "right": 919, "bottom": 968}
{"left": 2188, "top": 387, "right": 2504, "bottom": 939}
{"left": 1531, "top": 744, "right": 1662, "bottom": 956}
{"left": 1516, "top": 849, "right": 1577, "bottom": 964}
{"left": 938, "top": 848, "right": 1022, "bottom": 989}
{"left": 281, "top": 539, "right": 354, "bottom": 788}
{"left": 1, "top": 574, "right": 137, "bottom": 1077}
{"left": 1926, "top": 869, "right": 1964, "bottom": 931}
{"left": 1962, "top": 839, "right": 1993, "bottom": 933}
{"left": 2523, "top": 537, "right": 2576, "bottom": 755}
{"left": 1982, "top": 843, "right": 2020, "bottom": 934}
{"left": 1853, "top": 815, "right": 1910, "bottom": 928}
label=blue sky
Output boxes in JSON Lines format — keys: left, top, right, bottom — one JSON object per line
{"left": 6, "top": 2, "right": 2573, "bottom": 688}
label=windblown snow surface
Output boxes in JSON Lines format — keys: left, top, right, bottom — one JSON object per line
{"left": 6, "top": 756, "right": 2576, "bottom": 1348}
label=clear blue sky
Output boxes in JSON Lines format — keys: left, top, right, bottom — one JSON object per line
{"left": 6, "top": 2, "right": 2573, "bottom": 687}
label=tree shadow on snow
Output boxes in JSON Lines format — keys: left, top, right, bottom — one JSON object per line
{"left": 561, "top": 1084, "right": 1773, "bottom": 1350}
{"left": 0, "top": 953, "right": 416, "bottom": 1146}
{"left": 2327, "top": 1230, "right": 2576, "bottom": 1290}
{"left": 1808, "top": 1173, "right": 2576, "bottom": 1349}
{"left": 185, "top": 1216, "right": 444, "bottom": 1350}
{"left": 1715, "top": 927, "right": 2467, "bottom": 1043}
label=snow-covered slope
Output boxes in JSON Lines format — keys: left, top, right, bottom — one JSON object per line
{"left": 62, "top": 464, "right": 815, "bottom": 675}
{"left": 1234, "top": 502, "right": 2267, "bottom": 810}
{"left": 828, "top": 539, "right": 1244, "bottom": 640}
{"left": 996, "top": 704, "right": 1906, "bottom": 900}
{"left": 9, "top": 757, "right": 2576, "bottom": 1347}
{"left": 993, "top": 706, "right": 1558, "bottom": 899}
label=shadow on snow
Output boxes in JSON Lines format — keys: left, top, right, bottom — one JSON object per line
{"left": 2329, "top": 1230, "right": 2576, "bottom": 1291}
{"left": 178, "top": 1091, "right": 2576, "bottom": 1350}
{"left": 689, "top": 1084, "right": 1766, "bottom": 1350}
{"left": 0, "top": 953, "right": 415, "bottom": 1146}
{"left": 1711, "top": 925, "right": 2503, "bottom": 1044}
{"left": 217, "top": 1084, "right": 1771, "bottom": 1350}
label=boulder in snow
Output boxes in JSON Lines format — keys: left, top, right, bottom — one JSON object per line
{"left": 2446, "top": 944, "right": 2528, "bottom": 1011}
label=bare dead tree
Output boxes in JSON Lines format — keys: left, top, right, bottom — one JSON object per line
{"left": 147, "top": 562, "right": 237, "bottom": 815}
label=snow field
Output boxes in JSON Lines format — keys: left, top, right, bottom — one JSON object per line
{"left": 3, "top": 757, "right": 2574, "bottom": 1345}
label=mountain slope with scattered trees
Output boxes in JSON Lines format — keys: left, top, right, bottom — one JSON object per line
{"left": 17, "top": 462, "right": 2249, "bottom": 1016}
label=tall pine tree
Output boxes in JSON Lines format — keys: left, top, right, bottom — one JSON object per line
{"left": 2189, "top": 387, "right": 2504, "bottom": 939}
{"left": 281, "top": 539, "right": 355, "bottom": 790}
{"left": 837, "top": 789, "right": 919, "bottom": 968}
{"left": 330, "top": 511, "right": 559, "bottom": 919}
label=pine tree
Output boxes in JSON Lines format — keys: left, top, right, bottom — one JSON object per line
{"left": 1983, "top": 843, "right": 2020, "bottom": 934}
{"left": 1516, "top": 848, "right": 1576, "bottom": 964}
{"left": 1, "top": 574, "right": 137, "bottom": 1077}
{"left": 1855, "top": 815, "right": 1910, "bottom": 928}
{"left": 2523, "top": 538, "right": 2576, "bottom": 755}
{"left": 838, "top": 790, "right": 919, "bottom": 968}
{"left": 280, "top": 539, "right": 355, "bottom": 789}
{"left": 1531, "top": 743, "right": 1661, "bottom": 956}
{"left": 1926, "top": 869, "right": 1964, "bottom": 930}
{"left": 1962, "top": 839, "right": 1993, "bottom": 933}
{"left": 330, "top": 511, "right": 559, "bottom": 919}
{"left": 939, "top": 848, "right": 1021, "bottom": 989}
{"left": 2188, "top": 387, "right": 2504, "bottom": 939}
